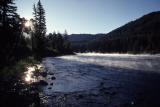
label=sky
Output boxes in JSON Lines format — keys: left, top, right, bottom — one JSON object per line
{"left": 15, "top": 0, "right": 160, "bottom": 34}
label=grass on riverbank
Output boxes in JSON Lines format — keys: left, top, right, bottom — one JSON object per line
{"left": 0, "top": 57, "right": 42, "bottom": 107}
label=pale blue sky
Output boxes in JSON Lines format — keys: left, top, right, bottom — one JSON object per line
{"left": 15, "top": 0, "right": 160, "bottom": 34}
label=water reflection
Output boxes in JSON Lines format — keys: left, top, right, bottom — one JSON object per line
{"left": 24, "top": 64, "right": 43, "bottom": 83}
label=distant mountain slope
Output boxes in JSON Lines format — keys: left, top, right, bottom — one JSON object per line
{"left": 105, "top": 11, "right": 160, "bottom": 39}
{"left": 68, "top": 34, "right": 106, "bottom": 43}
{"left": 85, "top": 11, "right": 160, "bottom": 53}
{"left": 68, "top": 34, "right": 105, "bottom": 51}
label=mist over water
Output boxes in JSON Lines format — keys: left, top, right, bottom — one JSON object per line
{"left": 41, "top": 53, "right": 160, "bottom": 107}
{"left": 42, "top": 53, "right": 160, "bottom": 93}
{"left": 59, "top": 53, "right": 160, "bottom": 72}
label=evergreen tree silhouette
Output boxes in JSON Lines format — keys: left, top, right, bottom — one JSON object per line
{"left": 32, "top": 0, "right": 47, "bottom": 59}
{"left": 0, "top": 0, "right": 19, "bottom": 28}
{"left": 0, "top": 0, "right": 23, "bottom": 66}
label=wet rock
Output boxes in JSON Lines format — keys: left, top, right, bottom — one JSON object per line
{"left": 39, "top": 80, "right": 48, "bottom": 86}
{"left": 48, "top": 87, "right": 52, "bottom": 89}
{"left": 40, "top": 72, "right": 47, "bottom": 77}
{"left": 78, "top": 94, "right": 84, "bottom": 99}
{"left": 75, "top": 94, "right": 84, "bottom": 100}
{"left": 48, "top": 72, "right": 54, "bottom": 75}
{"left": 50, "top": 83, "right": 53, "bottom": 85}
{"left": 120, "top": 102, "right": 133, "bottom": 107}
{"left": 110, "top": 91, "right": 116, "bottom": 95}
{"left": 99, "top": 87, "right": 107, "bottom": 92}
{"left": 51, "top": 76, "right": 56, "bottom": 80}
{"left": 100, "top": 82, "right": 104, "bottom": 86}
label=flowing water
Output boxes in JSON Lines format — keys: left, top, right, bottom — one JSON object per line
{"left": 42, "top": 53, "right": 160, "bottom": 107}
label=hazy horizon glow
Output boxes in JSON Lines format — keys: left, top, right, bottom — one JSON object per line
{"left": 15, "top": 0, "right": 160, "bottom": 34}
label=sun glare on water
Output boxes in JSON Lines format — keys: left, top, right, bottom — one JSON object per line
{"left": 24, "top": 64, "right": 42, "bottom": 83}
{"left": 25, "top": 74, "right": 31, "bottom": 82}
{"left": 25, "top": 66, "right": 35, "bottom": 82}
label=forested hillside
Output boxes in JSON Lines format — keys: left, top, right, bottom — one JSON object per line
{"left": 75, "top": 11, "right": 160, "bottom": 53}
{"left": 68, "top": 34, "right": 105, "bottom": 51}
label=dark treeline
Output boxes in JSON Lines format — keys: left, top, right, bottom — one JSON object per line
{"left": 0, "top": 0, "right": 31, "bottom": 67}
{"left": 0, "top": 0, "right": 72, "bottom": 107}
{"left": 0, "top": 0, "right": 72, "bottom": 68}
{"left": 30, "top": 0, "right": 72, "bottom": 59}
{"left": 68, "top": 34, "right": 105, "bottom": 52}
{"left": 47, "top": 31, "right": 72, "bottom": 56}
{"left": 0, "top": 0, "right": 37, "bottom": 106}
{"left": 72, "top": 11, "right": 160, "bottom": 53}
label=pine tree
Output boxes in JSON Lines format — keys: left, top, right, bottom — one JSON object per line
{"left": 0, "top": 0, "right": 23, "bottom": 66}
{"left": 32, "top": 0, "right": 47, "bottom": 59}
{"left": 33, "top": 0, "right": 46, "bottom": 36}
{"left": 63, "top": 30, "right": 71, "bottom": 54}
{"left": 0, "top": 0, "right": 19, "bottom": 28}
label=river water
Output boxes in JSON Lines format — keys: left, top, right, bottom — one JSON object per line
{"left": 42, "top": 53, "right": 160, "bottom": 107}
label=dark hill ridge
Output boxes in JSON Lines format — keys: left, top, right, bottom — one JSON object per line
{"left": 68, "top": 34, "right": 105, "bottom": 51}
{"left": 68, "top": 34, "right": 104, "bottom": 43}
{"left": 105, "top": 11, "right": 160, "bottom": 39}
{"left": 70, "top": 11, "right": 160, "bottom": 53}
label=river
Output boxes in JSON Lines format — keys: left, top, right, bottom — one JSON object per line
{"left": 42, "top": 53, "right": 160, "bottom": 107}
